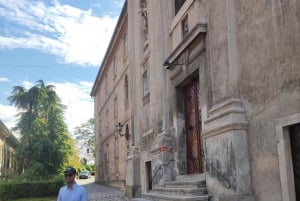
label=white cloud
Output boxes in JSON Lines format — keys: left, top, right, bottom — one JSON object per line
{"left": 50, "top": 81, "right": 94, "bottom": 132}
{"left": 0, "top": 104, "right": 18, "bottom": 130}
{"left": 0, "top": 77, "right": 9, "bottom": 82}
{"left": 0, "top": 0, "right": 119, "bottom": 66}
{"left": 21, "top": 80, "right": 34, "bottom": 89}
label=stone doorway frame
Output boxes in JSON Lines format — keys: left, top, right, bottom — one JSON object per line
{"left": 275, "top": 112, "right": 300, "bottom": 201}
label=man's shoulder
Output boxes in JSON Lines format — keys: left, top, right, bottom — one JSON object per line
{"left": 74, "top": 183, "right": 87, "bottom": 191}
{"left": 59, "top": 184, "right": 68, "bottom": 190}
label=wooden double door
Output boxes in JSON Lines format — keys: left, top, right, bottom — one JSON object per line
{"left": 183, "top": 78, "right": 204, "bottom": 174}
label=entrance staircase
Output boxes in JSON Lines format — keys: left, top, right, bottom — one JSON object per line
{"left": 142, "top": 174, "right": 210, "bottom": 201}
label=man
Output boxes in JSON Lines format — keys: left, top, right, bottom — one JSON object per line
{"left": 57, "top": 167, "right": 88, "bottom": 201}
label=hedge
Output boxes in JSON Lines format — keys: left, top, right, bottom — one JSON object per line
{"left": 0, "top": 178, "right": 65, "bottom": 201}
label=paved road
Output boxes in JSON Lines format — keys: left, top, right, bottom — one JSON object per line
{"left": 77, "top": 176, "right": 129, "bottom": 201}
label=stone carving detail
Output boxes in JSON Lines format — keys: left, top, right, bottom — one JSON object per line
{"left": 139, "top": 0, "right": 148, "bottom": 39}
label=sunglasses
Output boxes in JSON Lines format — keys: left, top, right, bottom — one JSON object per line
{"left": 64, "top": 173, "right": 73, "bottom": 177}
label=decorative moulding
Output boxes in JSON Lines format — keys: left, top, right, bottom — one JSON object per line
{"left": 165, "top": 23, "right": 207, "bottom": 69}
{"left": 203, "top": 98, "right": 248, "bottom": 138}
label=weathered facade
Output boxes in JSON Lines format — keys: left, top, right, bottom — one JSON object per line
{"left": 92, "top": 0, "right": 300, "bottom": 201}
{"left": 0, "top": 120, "right": 18, "bottom": 178}
{"left": 91, "top": 2, "right": 131, "bottom": 189}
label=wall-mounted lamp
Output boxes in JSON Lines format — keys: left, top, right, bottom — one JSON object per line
{"left": 163, "top": 59, "right": 184, "bottom": 69}
{"left": 116, "top": 122, "right": 130, "bottom": 140}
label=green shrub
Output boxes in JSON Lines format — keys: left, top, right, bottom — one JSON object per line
{"left": 0, "top": 177, "right": 64, "bottom": 201}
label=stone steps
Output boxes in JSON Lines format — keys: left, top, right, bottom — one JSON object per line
{"left": 164, "top": 180, "right": 206, "bottom": 188}
{"left": 151, "top": 186, "right": 207, "bottom": 196}
{"left": 143, "top": 193, "right": 209, "bottom": 201}
{"left": 142, "top": 174, "right": 209, "bottom": 201}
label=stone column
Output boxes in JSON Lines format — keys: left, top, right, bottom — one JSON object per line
{"left": 126, "top": 0, "right": 142, "bottom": 197}
{"left": 204, "top": 0, "right": 254, "bottom": 200}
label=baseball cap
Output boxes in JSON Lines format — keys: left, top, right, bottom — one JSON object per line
{"left": 64, "top": 166, "right": 76, "bottom": 175}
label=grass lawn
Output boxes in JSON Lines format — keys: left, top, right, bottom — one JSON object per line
{"left": 11, "top": 196, "right": 56, "bottom": 201}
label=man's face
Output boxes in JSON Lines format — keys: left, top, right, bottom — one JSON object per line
{"left": 64, "top": 173, "right": 75, "bottom": 183}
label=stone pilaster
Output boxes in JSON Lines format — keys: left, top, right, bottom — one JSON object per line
{"left": 203, "top": 98, "right": 254, "bottom": 200}
{"left": 125, "top": 146, "right": 141, "bottom": 198}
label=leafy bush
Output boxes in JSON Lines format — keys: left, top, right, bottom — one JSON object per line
{"left": 82, "top": 164, "right": 94, "bottom": 172}
{"left": 0, "top": 176, "right": 64, "bottom": 201}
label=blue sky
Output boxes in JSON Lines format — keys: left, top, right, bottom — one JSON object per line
{"left": 0, "top": 0, "right": 124, "bottom": 133}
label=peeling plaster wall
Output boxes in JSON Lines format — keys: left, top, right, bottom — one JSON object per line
{"left": 236, "top": 0, "right": 300, "bottom": 201}
{"left": 205, "top": 0, "right": 300, "bottom": 200}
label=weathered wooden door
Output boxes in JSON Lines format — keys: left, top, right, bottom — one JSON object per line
{"left": 183, "top": 78, "right": 203, "bottom": 174}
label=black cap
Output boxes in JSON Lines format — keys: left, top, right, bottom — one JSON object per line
{"left": 64, "top": 167, "right": 76, "bottom": 175}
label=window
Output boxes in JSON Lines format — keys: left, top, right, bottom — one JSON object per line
{"left": 123, "top": 34, "right": 128, "bottom": 59}
{"left": 115, "top": 137, "right": 119, "bottom": 158}
{"left": 114, "top": 97, "right": 118, "bottom": 124}
{"left": 124, "top": 75, "right": 129, "bottom": 107}
{"left": 182, "top": 15, "right": 189, "bottom": 38}
{"left": 105, "top": 74, "right": 108, "bottom": 96}
{"left": 175, "top": 0, "right": 186, "bottom": 15}
{"left": 125, "top": 124, "right": 130, "bottom": 141}
{"left": 140, "top": 0, "right": 148, "bottom": 41}
{"left": 106, "top": 110, "right": 109, "bottom": 132}
{"left": 143, "top": 70, "right": 149, "bottom": 97}
{"left": 113, "top": 57, "right": 117, "bottom": 79}
{"left": 106, "top": 143, "right": 109, "bottom": 161}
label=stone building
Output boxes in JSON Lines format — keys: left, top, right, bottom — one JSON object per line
{"left": 92, "top": 0, "right": 300, "bottom": 201}
{"left": 0, "top": 120, "right": 18, "bottom": 178}
{"left": 91, "top": 2, "right": 131, "bottom": 189}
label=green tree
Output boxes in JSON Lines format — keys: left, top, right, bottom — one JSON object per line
{"left": 8, "top": 80, "right": 73, "bottom": 179}
{"left": 73, "top": 118, "right": 95, "bottom": 163}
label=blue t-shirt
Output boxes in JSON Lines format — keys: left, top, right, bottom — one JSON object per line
{"left": 57, "top": 183, "right": 88, "bottom": 201}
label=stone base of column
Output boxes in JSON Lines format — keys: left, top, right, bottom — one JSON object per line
{"left": 203, "top": 98, "right": 253, "bottom": 195}
{"left": 126, "top": 146, "right": 141, "bottom": 198}
{"left": 125, "top": 185, "right": 142, "bottom": 198}
{"left": 210, "top": 195, "right": 255, "bottom": 201}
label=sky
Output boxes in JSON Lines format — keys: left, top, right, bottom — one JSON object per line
{"left": 0, "top": 0, "right": 124, "bottom": 135}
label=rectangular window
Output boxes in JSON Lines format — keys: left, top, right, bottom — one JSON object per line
{"left": 123, "top": 34, "right": 128, "bottom": 59}
{"left": 113, "top": 57, "right": 117, "bottom": 79}
{"left": 99, "top": 119, "right": 102, "bottom": 137}
{"left": 115, "top": 137, "right": 119, "bottom": 158}
{"left": 175, "top": 0, "right": 186, "bottom": 15}
{"left": 106, "top": 143, "right": 109, "bottom": 161}
{"left": 114, "top": 98, "right": 118, "bottom": 124}
{"left": 182, "top": 15, "right": 189, "bottom": 38}
{"left": 106, "top": 110, "right": 109, "bottom": 132}
{"left": 124, "top": 75, "right": 129, "bottom": 107}
{"left": 105, "top": 74, "right": 108, "bottom": 96}
{"left": 143, "top": 70, "right": 149, "bottom": 97}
